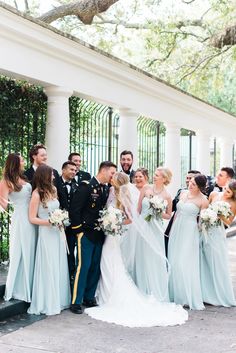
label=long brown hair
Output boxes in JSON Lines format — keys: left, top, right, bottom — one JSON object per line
{"left": 3, "top": 153, "right": 26, "bottom": 192}
{"left": 32, "top": 164, "right": 57, "bottom": 207}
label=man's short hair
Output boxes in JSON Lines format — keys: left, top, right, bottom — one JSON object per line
{"left": 221, "top": 167, "right": 235, "bottom": 179}
{"left": 187, "top": 170, "right": 201, "bottom": 175}
{"left": 120, "top": 150, "right": 133, "bottom": 159}
{"left": 29, "top": 143, "right": 46, "bottom": 164}
{"left": 68, "top": 152, "right": 81, "bottom": 161}
{"left": 99, "top": 161, "right": 117, "bottom": 172}
{"left": 62, "top": 161, "right": 76, "bottom": 170}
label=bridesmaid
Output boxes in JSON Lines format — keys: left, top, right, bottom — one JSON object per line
{"left": 134, "top": 167, "right": 173, "bottom": 302}
{"left": 168, "top": 174, "right": 209, "bottom": 310}
{"left": 134, "top": 168, "right": 149, "bottom": 191}
{"left": 0, "top": 153, "right": 36, "bottom": 302}
{"left": 28, "top": 164, "right": 71, "bottom": 315}
{"left": 200, "top": 180, "right": 236, "bottom": 307}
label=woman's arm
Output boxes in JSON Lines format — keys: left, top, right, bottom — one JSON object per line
{"left": 29, "top": 190, "right": 50, "bottom": 226}
{"left": 0, "top": 181, "right": 10, "bottom": 210}
{"left": 137, "top": 185, "right": 148, "bottom": 214}
{"left": 200, "top": 197, "right": 209, "bottom": 211}
{"left": 162, "top": 195, "right": 172, "bottom": 220}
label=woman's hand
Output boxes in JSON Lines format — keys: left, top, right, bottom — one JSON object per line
{"left": 123, "top": 218, "right": 132, "bottom": 225}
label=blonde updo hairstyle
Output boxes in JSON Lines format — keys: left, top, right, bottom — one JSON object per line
{"left": 156, "top": 167, "right": 172, "bottom": 186}
{"left": 112, "top": 172, "right": 130, "bottom": 210}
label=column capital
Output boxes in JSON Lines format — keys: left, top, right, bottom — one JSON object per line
{"left": 118, "top": 108, "right": 138, "bottom": 118}
{"left": 44, "top": 86, "right": 73, "bottom": 99}
{"left": 164, "top": 122, "right": 181, "bottom": 132}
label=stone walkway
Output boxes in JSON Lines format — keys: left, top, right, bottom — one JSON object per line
{"left": 0, "top": 237, "right": 236, "bottom": 353}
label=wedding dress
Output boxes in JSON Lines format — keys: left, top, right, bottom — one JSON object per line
{"left": 85, "top": 184, "right": 188, "bottom": 327}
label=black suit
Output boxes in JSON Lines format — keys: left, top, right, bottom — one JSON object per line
{"left": 121, "top": 169, "right": 135, "bottom": 183}
{"left": 24, "top": 165, "right": 60, "bottom": 188}
{"left": 57, "top": 176, "right": 78, "bottom": 279}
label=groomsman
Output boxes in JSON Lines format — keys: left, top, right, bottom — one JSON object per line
{"left": 68, "top": 152, "right": 91, "bottom": 184}
{"left": 120, "top": 150, "right": 135, "bottom": 183}
{"left": 24, "top": 143, "right": 60, "bottom": 187}
{"left": 69, "top": 161, "right": 117, "bottom": 314}
{"left": 57, "top": 161, "right": 78, "bottom": 286}
{"left": 206, "top": 167, "right": 235, "bottom": 197}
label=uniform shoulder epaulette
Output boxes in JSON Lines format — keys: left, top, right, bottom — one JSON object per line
{"left": 81, "top": 180, "right": 90, "bottom": 184}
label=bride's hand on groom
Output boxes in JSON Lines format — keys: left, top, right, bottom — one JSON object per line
{"left": 123, "top": 218, "right": 132, "bottom": 225}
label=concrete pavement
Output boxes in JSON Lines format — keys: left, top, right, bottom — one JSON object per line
{"left": 0, "top": 237, "right": 236, "bottom": 353}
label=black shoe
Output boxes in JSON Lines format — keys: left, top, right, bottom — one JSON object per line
{"left": 82, "top": 299, "right": 98, "bottom": 308}
{"left": 70, "top": 304, "right": 83, "bottom": 314}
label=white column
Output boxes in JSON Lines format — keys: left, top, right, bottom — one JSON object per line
{"left": 165, "top": 123, "right": 181, "bottom": 197}
{"left": 45, "top": 86, "right": 73, "bottom": 171}
{"left": 118, "top": 109, "right": 139, "bottom": 169}
{"left": 196, "top": 130, "right": 211, "bottom": 175}
{"left": 219, "top": 138, "right": 234, "bottom": 168}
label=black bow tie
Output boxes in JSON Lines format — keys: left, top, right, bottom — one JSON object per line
{"left": 64, "top": 181, "right": 71, "bottom": 186}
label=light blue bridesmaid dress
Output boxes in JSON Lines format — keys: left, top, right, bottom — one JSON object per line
{"left": 5, "top": 183, "right": 37, "bottom": 302}
{"left": 28, "top": 199, "right": 71, "bottom": 315}
{"left": 200, "top": 219, "right": 236, "bottom": 307}
{"left": 168, "top": 200, "right": 204, "bottom": 310}
{"left": 132, "top": 197, "right": 169, "bottom": 302}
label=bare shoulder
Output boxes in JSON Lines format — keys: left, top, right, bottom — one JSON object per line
{"left": 32, "top": 189, "right": 40, "bottom": 199}
{"left": 201, "top": 195, "right": 209, "bottom": 209}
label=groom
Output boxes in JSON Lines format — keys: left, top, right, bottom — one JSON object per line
{"left": 69, "top": 161, "right": 117, "bottom": 314}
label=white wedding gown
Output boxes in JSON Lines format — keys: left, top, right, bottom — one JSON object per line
{"left": 85, "top": 185, "right": 188, "bottom": 327}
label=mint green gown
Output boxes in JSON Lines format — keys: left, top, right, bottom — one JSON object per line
{"left": 168, "top": 200, "right": 204, "bottom": 310}
{"left": 4, "top": 183, "right": 37, "bottom": 302}
{"left": 200, "top": 221, "right": 235, "bottom": 307}
{"left": 132, "top": 197, "right": 169, "bottom": 302}
{"left": 28, "top": 199, "right": 71, "bottom": 315}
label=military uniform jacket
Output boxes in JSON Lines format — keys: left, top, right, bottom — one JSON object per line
{"left": 69, "top": 177, "right": 110, "bottom": 243}
{"left": 75, "top": 170, "right": 91, "bottom": 184}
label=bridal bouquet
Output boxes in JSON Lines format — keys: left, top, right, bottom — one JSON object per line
{"left": 209, "top": 201, "right": 233, "bottom": 220}
{"left": 96, "top": 205, "right": 125, "bottom": 236}
{"left": 200, "top": 208, "right": 218, "bottom": 232}
{"left": 49, "top": 209, "right": 70, "bottom": 254}
{"left": 48, "top": 209, "right": 70, "bottom": 230}
{"left": 145, "top": 195, "right": 167, "bottom": 222}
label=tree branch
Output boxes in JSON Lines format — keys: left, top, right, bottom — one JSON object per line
{"left": 211, "top": 25, "right": 236, "bottom": 48}
{"left": 38, "top": 0, "right": 119, "bottom": 25}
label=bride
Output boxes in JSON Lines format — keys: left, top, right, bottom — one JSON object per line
{"left": 85, "top": 172, "right": 188, "bottom": 327}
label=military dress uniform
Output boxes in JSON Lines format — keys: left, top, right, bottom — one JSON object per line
{"left": 69, "top": 177, "right": 109, "bottom": 307}
{"left": 74, "top": 170, "right": 91, "bottom": 184}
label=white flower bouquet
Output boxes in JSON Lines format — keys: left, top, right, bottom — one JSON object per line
{"left": 209, "top": 201, "right": 233, "bottom": 220}
{"left": 200, "top": 208, "right": 218, "bottom": 232}
{"left": 145, "top": 195, "right": 167, "bottom": 222}
{"left": 96, "top": 205, "right": 125, "bottom": 236}
{"left": 49, "top": 209, "right": 70, "bottom": 254}
{"left": 49, "top": 209, "right": 70, "bottom": 230}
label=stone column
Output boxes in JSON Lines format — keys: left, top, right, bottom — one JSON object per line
{"left": 196, "top": 130, "right": 211, "bottom": 175}
{"left": 118, "top": 109, "right": 139, "bottom": 169}
{"left": 219, "top": 138, "right": 235, "bottom": 168}
{"left": 165, "top": 123, "right": 181, "bottom": 197}
{"left": 45, "top": 86, "right": 73, "bottom": 171}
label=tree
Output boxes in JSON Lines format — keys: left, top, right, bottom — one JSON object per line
{"left": 2, "top": 0, "right": 236, "bottom": 116}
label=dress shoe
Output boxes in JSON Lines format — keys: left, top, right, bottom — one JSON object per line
{"left": 70, "top": 304, "right": 83, "bottom": 314}
{"left": 82, "top": 299, "right": 98, "bottom": 308}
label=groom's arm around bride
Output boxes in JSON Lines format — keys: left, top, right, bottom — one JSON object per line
{"left": 69, "top": 161, "right": 117, "bottom": 314}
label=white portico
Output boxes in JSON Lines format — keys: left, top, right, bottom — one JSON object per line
{"left": 0, "top": 3, "right": 236, "bottom": 195}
